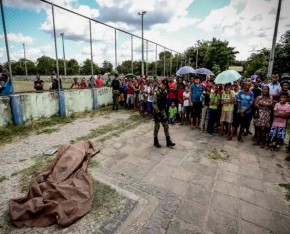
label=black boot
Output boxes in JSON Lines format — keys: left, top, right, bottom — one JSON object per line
{"left": 154, "top": 137, "right": 161, "bottom": 148}
{"left": 166, "top": 136, "right": 175, "bottom": 147}
{"left": 112, "top": 104, "right": 115, "bottom": 110}
{"left": 116, "top": 104, "right": 119, "bottom": 111}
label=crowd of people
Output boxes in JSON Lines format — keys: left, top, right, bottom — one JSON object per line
{"left": 113, "top": 73, "right": 290, "bottom": 161}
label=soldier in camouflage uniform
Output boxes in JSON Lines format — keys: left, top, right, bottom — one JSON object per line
{"left": 153, "top": 79, "right": 175, "bottom": 148}
{"left": 111, "top": 74, "right": 121, "bottom": 110}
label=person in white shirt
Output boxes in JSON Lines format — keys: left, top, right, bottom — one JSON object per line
{"left": 181, "top": 85, "right": 191, "bottom": 125}
{"left": 268, "top": 73, "right": 281, "bottom": 101}
{"left": 146, "top": 82, "right": 154, "bottom": 114}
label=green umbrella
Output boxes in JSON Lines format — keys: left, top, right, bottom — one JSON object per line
{"left": 214, "top": 70, "right": 242, "bottom": 84}
{"left": 125, "top": 73, "right": 136, "bottom": 78}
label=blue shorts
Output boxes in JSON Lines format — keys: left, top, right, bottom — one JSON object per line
{"left": 147, "top": 102, "right": 153, "bottom": 112}
{"left": 269, "top": 126, "right": 286, "bottom": 140}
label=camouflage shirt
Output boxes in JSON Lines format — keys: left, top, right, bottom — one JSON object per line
{"left": 153, "top": 88, "right": 167, "bottom": 113}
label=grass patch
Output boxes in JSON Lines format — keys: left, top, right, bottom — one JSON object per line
{"left": 0, "top": 175, "right": 8, "bottom": 183}
{"left": 0, "top": 115, "right": 75, "bottom": 145}
{"left": 89, "top": 159, "right": 100, "bottom": 168}
{"left": 17, "top": 156, "right": 54, "bottom": 193}
{"left": 0, "top": 106, "right": 112, "bottom": 146}
{"left": 206, "top": 148, "right": 230, "bottom": 161}
{"left": 0, "top": 214, "right": 13, "bottom": 234}
{"left": 92, "top": 180, "right": 124, "bottom": 210}
{"left": 278, "top": 183, "right": 290, "bottom": 201}
{"left": 71, "top": 113, "right": 147, "bottom": 144}
{"left": 276, "top": 164, "right": 284, "bottom": 168}
{"left": 11, "top": 172, "right": 18, "bottom": 177}
{"left": 36, "top": 127, "right": 59, "bottom": 135}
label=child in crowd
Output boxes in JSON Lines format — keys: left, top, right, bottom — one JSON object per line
{"left": 182, "top": 85, "right": 191, "bottom": 125}
{"left": 220, "top": 83, "right": 235, "bottom": 140}
{"left": 207, "top": 85, "right": 220, "bottom": 135}
{"left": 269, "top": 92, "right": 290, "bottom": 150}
{"left": 138, "top": 86, "right": 146, "bottom": 117}
{"left": 200, "top": 85, "right": 211, "bottom": 132}
{"left": 169, "top": 102, "right": 178, "bottom": 124}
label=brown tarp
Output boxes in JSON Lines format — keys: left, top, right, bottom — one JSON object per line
{"left": 9, "top": 141, "right": 99, "bottom": 228}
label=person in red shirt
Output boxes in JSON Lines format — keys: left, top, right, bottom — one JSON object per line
{"left": 177, "top": 77, "right": 185, "bottom": 122}
{"left": 126, "top": 79, "right": 134, "bottom": 108}
{"left": 167, "top": 76, "right": 176, "bottom": 106}
{"left": 95, "top": 75, "right": 103, "bottom": 88}
{"left": 80, "top": 78, "right": 88, "bottom": 88}
{"left": 202, "top": 75, "right": 212, "bottom": 89}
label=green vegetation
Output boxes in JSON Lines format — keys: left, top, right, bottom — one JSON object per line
{"left": 88, "top": 159, "right": 100, "bottom": 168}
{"left": 0, "top": 175, "right": 8, "bottom": 183}
{"left": 36, "top": 127, "right": 59, "bottom": 135}
{"left": 0, "top": 107, "right": 112, "bottom": 145}
{"left": 70, "top": 113, "right": 149, "bottom": 144}
{"left": 0, "top": 215, "right": 13, "bottom": 234}
{"left": 276, "top": 164, "right": 284, "bottom": 168}
{"left": 206, "top": 148, "right": 230, "bottom": 161}
{"left": 278, "top": 183, "right": 290, "bottom": 201}
{"left": 0, "top": 115, "right": 75, "bottom": 145}
{"left": 16, "top": 156, "right": 54, "bottom": 193}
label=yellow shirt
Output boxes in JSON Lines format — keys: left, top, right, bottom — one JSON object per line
{"left": 222, "top": 91, "right": 235, "bottom": 112}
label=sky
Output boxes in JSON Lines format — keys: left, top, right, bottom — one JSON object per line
{"left": 1, "top": 0, "right": 290, "bottom": 68}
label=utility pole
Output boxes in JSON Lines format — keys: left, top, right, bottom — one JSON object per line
{"left": 195, "top": 45, "right": 199, "bottom": 69}
{"left": 60, "top": 32, "right": 66, "bottom": 76}
{"left": 267, "top": 0, "right": 282, "bottom": 78}
{"left": 23, "top": 43, "right": 27, "bottom": 76}
{"left": 138, "top": 11, "right": 146, "bottom": 77}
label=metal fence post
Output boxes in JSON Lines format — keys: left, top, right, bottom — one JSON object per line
{"left": 1, "top": 0, "right": 14, "bottom": 94}
{"left": 115, "top": 29, "right": 117, "bottom": 73}
{"left": 155, "top": 44, "right": 157, "bottom": 76}
{"left": 89, "top": 19, "right": 94, "bottom": 77}
{"left": 131, "top": 35, "right": 133, "bottom": 74}
{"left": 176, "top": 53, "right": 179, "bottom": 73}
{"left": 163, "top": 48, "right": 165, "bottom": 77}
{"left": 170, "top": 50, "right": 172, "bottom": 76}
{"left": 146, "top": 40, "right": 148, "bottom": 76}
{"left": 52, "top": 4, "right": 65, "bottom": 117}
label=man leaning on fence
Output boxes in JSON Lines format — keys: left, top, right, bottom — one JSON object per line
{"left": 111, "top": 73, "right": 121, "bottom": 111}
{"left": 0, "top": 65, "right": 12, "bottom": 96}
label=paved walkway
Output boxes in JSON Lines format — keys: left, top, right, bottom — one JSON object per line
{"left": 1, "top": 110, "right": 290, "bottom": 234}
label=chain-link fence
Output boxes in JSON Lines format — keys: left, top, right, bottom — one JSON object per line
{"left": 1, "top": 0, "right": 185, "bottom": 93}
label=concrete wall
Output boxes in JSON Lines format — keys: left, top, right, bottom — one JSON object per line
{"left": 20, "top": 92, "right": 59, "bottom": 122}
{"left": 0, "top": 96, "right": 12, "bottom": 127}
{"left": 0, "top": 87, "right": 113, "bottom": 127}
{"left": 65, "top": 89, "right": 93, "bottom": 116}
{"left": 97, "top": 87, "right": 112, "bottom": 107}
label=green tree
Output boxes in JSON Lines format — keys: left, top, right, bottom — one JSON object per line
{"left": 101, "top": 60, "right": 113, "bottom": 73}
{"left": 10, "top": 58, "right": 37, "bottom": 76}
{"left": 243, "top": 48, "right": 270, "bottom": 78}
{"left": 184, "top": 38, "right": 238, "bottom": 73}
{"left": 36, "top": 56, "right": 55, "bottom": 75}
{"left": 66, "top": 59, "right": 80, "bottom": 75}
{"left": 80, "top": 59, "right": 100, "bottom": 75}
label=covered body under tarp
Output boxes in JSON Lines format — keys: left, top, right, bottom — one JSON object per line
{"left": 9, "top": 141, "right": 99, "bottom": 228}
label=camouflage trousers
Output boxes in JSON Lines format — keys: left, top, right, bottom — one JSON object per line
{"left": 112, "top": 90, "right": 120, "bottom": 106}
{"left": 154, "top": 121, "right": 169, "bottom": 137}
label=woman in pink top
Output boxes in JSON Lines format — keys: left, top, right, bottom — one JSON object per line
{"left": 269, "top": 92, "right": 290, "bottom": 150}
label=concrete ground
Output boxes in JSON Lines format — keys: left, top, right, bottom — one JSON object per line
{"left": 1, "top": 109, "right": 290, "bottom": 234}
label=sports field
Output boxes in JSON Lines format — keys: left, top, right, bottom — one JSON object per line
{"left": 12, "top": 80, "right": 73, "bottom": 93}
